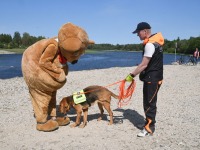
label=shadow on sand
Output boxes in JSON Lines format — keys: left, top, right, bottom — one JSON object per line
{"left": 56, "top": 105, "right": 145, "bottom": 129}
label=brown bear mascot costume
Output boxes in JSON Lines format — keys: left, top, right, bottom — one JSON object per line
{"left": 22, "top": 23, "right": 94, "bottom": 132}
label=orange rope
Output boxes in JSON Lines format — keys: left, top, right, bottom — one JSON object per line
{"left": 75, "top": 80, "right": 124, "bottom": 95}
{"left": 73, "top": 79, "right": 136, "bottom": 108}
{"left": 118, "top": 79, "right": 136, "bottom": 108}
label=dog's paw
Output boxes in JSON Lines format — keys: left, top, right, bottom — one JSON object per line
{"left": 97, "top": 117, "right": 102, "bottom": 121}
{"left": 79, "top": 123, "right": 86, "bottom": 128}
{"left": 70, "top": 123, "right": 78, "bottom": 128}
{"left": 108, "top": 122, "right": 113, "bottom": 125}
{"left": 79, "top": 124, "right": 85, "bottom": 128}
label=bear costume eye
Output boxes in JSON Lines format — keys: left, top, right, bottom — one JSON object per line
{"left": 73, "top": 50, "right": 79, "bottom": 56}
{"left": 66, "top": 50, "right": 80, "bottom": 57}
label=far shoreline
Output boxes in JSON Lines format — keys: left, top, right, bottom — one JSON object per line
{"left": 0, "top": 49, "right": 182, "bottom": 55}
{"left": 0, "top": 50, "right": 17, "bottom": 54}
{"left": 0, "top": 49, "right": 140, "bottom": 55}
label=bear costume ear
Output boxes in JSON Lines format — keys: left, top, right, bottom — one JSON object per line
{"left": 58, "top": 22, "right": 94, "bottom": 52}
{"left": 88, "top": 40, "right": 95, "bottom": 45}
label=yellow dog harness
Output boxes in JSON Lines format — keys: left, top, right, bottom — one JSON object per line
{"left": 73, "top": 90, "right": 87, "bottom": 104}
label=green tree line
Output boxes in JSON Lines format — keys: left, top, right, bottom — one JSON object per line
{"left": 0, "top": 32, "right": 45, "bottom": 49}
{"left": 1, "top": 31, "right": 200, "bottom": 54}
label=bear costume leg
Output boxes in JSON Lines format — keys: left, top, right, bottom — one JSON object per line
{"left": 48, "top": 91, "right": 57, "bottom": 117}
{"left": 29, "top": 88, "right": 69, "bottom": 131}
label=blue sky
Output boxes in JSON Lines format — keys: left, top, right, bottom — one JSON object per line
{"left": 0, "top": 0, "right": 200, "bottom": 44}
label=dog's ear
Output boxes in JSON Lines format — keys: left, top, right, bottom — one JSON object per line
{"left": 59, "top": 98, "right": 67, "bottom": 114}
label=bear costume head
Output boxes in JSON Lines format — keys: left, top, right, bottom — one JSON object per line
{"left": 58, "top": 23, "right": 94, "bottom": 64}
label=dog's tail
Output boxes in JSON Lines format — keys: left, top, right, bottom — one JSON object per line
{"left": 110, "top": 91, "right": 119, "bottom": 99}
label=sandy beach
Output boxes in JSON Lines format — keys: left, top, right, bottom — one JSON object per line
{"left": 0, "top": 65, "right": 200, "bottom": 150}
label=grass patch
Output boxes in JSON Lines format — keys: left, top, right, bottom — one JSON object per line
{"left": 85, "top": 49, "right": 105, "bottom": 54}
{"left": 0, "top": 49, "right": 104, "bottom": 54}
{"left": 0, "top": 48, "right": 25, "bottom": 54}
{"left": 1, "top": 48, "right": 129, "bottom": 54}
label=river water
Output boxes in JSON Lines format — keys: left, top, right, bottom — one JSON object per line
{"left": 0, "top": 51, "right": 178, "bottom": 79}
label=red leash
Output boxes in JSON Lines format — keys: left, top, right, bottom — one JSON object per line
{"left": 118, "top": 80, "right": 136, "bottom": 108}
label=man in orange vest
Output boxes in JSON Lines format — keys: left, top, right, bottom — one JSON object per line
{"left": 125, "top": 22, "right": 164, "bottom": 137}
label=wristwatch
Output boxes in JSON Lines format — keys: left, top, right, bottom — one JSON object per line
{"left": 130, "top": 73, "right": 135, "bottom": 77}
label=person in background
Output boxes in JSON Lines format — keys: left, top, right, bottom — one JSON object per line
{"left": 193, "top": 48, "right": 199, "bottom": 65}
{"left": 125, "top": 22, "right": 164, "bottom": 137}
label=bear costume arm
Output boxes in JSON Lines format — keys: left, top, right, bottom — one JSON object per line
{"left": 39, "top": 44, "right": 63, "bottom": 79}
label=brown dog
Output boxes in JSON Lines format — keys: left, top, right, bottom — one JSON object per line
{"left": 59, "top": 85, "right": 119, "bottom": 128}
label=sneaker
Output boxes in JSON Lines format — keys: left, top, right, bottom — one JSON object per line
{"left": 137, "top": 128, "right": 149, "bottom": 137}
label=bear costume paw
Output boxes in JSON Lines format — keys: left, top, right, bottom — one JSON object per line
{"left": 36, "top": 120, "right": 59, "bottom": 132}
{"left": 56, "top": 116, "right": 70, "bottom": 126}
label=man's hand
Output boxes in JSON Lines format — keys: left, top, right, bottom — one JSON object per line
{"left": 125, "top": 74, "right": 135, "bottom": 82}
